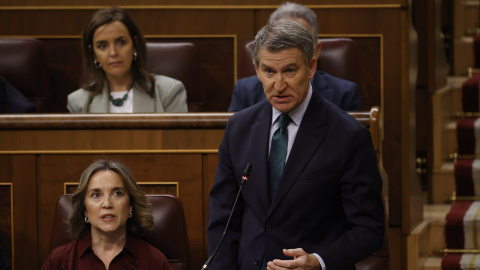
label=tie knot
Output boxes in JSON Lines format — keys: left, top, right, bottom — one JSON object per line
{"left": 278, "top": 114, "right": 291, "bottom": 129}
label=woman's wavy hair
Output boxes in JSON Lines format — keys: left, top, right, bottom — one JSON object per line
{"left": 81, "top": 6, "right": 155, "bottom": 97}
{"left": 69, "top": 160, "right": 154, "bottom": 239}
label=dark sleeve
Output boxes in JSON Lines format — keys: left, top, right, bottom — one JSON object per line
{"left": 228, "top": 80, "right": 245, "bottom": 112}
{"left": 0, "top": 234, "right": 8, "bottom": 270}
{"left": 316, "top": 125, "right": 384, "bottom": 268}
{"left": 150, "top": 247, "right": 173, "bottom": 270}
{"left": 342, "top": 83, "right": 363, "bottom": 111}
{"left": 0, "top": 77, "right": 37, "bottom": 113}
{"left": 207, "top": 119, "right": 243, "bottom": 269}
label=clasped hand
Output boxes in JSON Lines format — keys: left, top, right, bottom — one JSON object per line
{"left": 266, "top": 248, "right": 321, "bottom": 270}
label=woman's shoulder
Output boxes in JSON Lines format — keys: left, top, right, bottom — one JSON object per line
{"left": 152, "top": 74, "right": 184, "bottom": 88}
{"left": 127, "top": 236, "right": 172, "bottom": 269}
{"left": 129, "top": 236, "right": 167, "bottom": 256}
{"left": 67, "top": 88, "right": 97, "bottom": 106}
{"left": 68, "top": 88, "right": 90, "bottom": 98}
{"left": 41, "top": 241, "right": 77, "bottom": 269}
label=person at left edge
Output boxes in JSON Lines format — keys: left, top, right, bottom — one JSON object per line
{"left": 67, "top": 7, "right": 188, "bottom": 113}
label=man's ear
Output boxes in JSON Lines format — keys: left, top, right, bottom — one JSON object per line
{"left": 315, "top": 41, "right": 322, "bottom": 60}
{"left": 254, "top": 64, "right": 260, "bottom": 78}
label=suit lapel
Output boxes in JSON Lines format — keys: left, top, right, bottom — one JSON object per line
{"left": 268, "top": 92, "right": 329, "bottom": 216}
{"left": 133, "top": 87, "right": 155, "bottom": 112}
{"left": 88, "top": 87, "right": 109, "bottom": 113}
{"left": 247, "top": 103, "right": 273, "bottom": 214}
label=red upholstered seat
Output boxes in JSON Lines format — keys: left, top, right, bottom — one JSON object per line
{"left": 146, "top": 42, "right": 205, "bottom": 112}
{"left": 474, "top": 35, "right": 480, "bottom": 69}
{"left": 456, "top": 117, "right": 479, "bottom": 155}
{"left": 0, "top": 38, "right": 51, "bottom": 112}
{"left": 461, "top": 74, "right": 480, "bottom": 112}
{"left": 49, "top": 194, "right": 189, "bottom": 270}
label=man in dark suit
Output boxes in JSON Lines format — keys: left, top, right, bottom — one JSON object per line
{"left": 0, "top": 77, "right": 37, "bottom": 113}
{"left": 208, "top": 20, "right": 384, "bottom": 270}
{"left": 228, "top": 2, "right": 362, "bottom": 112}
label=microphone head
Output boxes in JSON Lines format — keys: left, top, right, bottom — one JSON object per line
{"left": 243, "top": 163, "right": 252, "bottom": 177}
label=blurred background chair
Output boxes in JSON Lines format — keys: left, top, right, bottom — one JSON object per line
{"left": 238, "top": 38, "right": 369, "bottom": 109}
{"left": 50, "top": 194, "right": 189, "bottom": 270}
{"left": 147, "top": 42, "right": 205, "bottom": 112}
{"left": 0, "top": 38, "right": 51, "bottom": 112}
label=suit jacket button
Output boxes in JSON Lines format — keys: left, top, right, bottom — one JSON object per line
{"left": 254, "top": 258, "right": 260, "bottom": 265}
{"left": 265, "top": 225, "right": 272, "bottom": 231}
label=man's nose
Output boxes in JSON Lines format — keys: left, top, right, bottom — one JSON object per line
{"left": 273, "top": 73, "right": 286, "bottom": 91}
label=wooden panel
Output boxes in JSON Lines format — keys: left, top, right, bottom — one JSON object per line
{"left": 0, "top": 184, "right": 12, "bottom": 269}
{"left": 15, "top": 155, "right": 38, "bottom": 270}
{"left": 202, "top": 153, "right": 218, "bottom": 259}
{"left": 0, "top": 1, "right": 404, "bottom": 6}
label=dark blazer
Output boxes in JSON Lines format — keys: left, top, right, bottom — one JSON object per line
{"left": 208, "top": 90, "right": 384, "bottom": 270}
{"left": 228, "top": 71, "right": 362, "bottom": 112}
{"left": 0, "top": 77, "right": 37, "bottom": 113}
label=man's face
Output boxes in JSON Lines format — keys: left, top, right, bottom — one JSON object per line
{"left": 255, "top": 47, "right": 316, "bottom": 114}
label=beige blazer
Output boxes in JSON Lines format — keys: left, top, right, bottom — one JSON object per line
{"left": 67, "top": 75, "right": 188, "bottom": 113}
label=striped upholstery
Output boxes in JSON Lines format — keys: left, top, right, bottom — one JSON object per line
{"left": 457, "top": 118, "right": 480, "bottom": 156}
{"left": 455, "top": 159, "right": 480, "bottom": 197}
{"left": 462, "top": 74, "right": 480, "bottom": 112}
{"left": 443, "top": 254, "right": 480, "bottom": 270}
{"left": 443, "top": 201, "right": 480, "bottom": 269}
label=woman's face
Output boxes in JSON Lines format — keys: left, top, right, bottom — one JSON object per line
{"left": 92, "top": 20, "right": 136, "bottom": 81}
{"left": 84, "top": 170, "right": 132, "bottom": 237}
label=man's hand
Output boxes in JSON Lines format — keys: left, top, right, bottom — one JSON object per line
{"left": 266, "top": 248, "right": 321, "bottom": 270}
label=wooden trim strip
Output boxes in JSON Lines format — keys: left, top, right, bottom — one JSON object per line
{"left": 0, "top": 184, "right": 13, "bottom": 267}
{"left": 0, "top": 113, "right": 233, "bottom": 130}
{"left": 0, "top": 112, "right": 372, "bottom": 130}
{"left": 138, "top": 182, "right": 180, "bottom": 197}
{"left": 438, "top": 248, "right": 480, "bottom": 254}
{"left": 0, "top": 5, "right": 403, "bottom": 11}
{"left": 0, "top": 34, "right": 237, "bottom": 39}
{"left": 0, "top": 150, "right": 219, "bottom": 155}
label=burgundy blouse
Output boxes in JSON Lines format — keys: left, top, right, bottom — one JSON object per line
{"left": 42, "top": 231, "right": 172, "bottom": 270}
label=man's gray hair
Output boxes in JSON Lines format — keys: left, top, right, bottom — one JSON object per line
{"left": 252, "top": 20, "right": 315, "bottom": 68}
{"left": 269, "top": 2, "right": 318, "bottom": 45}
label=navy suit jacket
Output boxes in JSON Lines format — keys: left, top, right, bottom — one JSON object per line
{"left": 208, "top": 90, "right": 384, "bottom": 270}
{"left": 228, "top": 71, "right": 362, "bottom": 112}
{"left": 0, "top": 77, "right": 37, "bottom": 113}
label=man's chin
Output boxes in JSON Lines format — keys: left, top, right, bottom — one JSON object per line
{"left": 272, "top": 103, "right": 292, "bottom": 114}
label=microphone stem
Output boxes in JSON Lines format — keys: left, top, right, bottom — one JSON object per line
{"left": 202, "top": 180, "right": 246, "bottom": 270}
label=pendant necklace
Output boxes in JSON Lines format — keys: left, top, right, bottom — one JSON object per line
{"left": 109, "top": 84, "right": 133, "bottom": 107}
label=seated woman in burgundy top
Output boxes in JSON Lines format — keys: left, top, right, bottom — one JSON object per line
{"left": 42, "top": 160, "right": 172, "bottom": 270}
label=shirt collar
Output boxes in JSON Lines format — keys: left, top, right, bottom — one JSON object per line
{"left": 271, "top": 83, "right": 312, "bottom": 127}
{"left": 76, "top": 230, "right": 138, "bottom": 259}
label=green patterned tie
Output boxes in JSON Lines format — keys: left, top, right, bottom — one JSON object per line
{"left": 269, "top": 114, "right": 291, "bottom": 199}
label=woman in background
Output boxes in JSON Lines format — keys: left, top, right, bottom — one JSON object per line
{"left": 42, "top": 160, "right": 172, "bottom": 269}
{"left": 67, "top": 7, "right": 187, "bottom": 113}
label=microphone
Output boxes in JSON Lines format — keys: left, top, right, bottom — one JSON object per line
{"left": 201, "top": 163, "right": 252, "bottom": 270}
